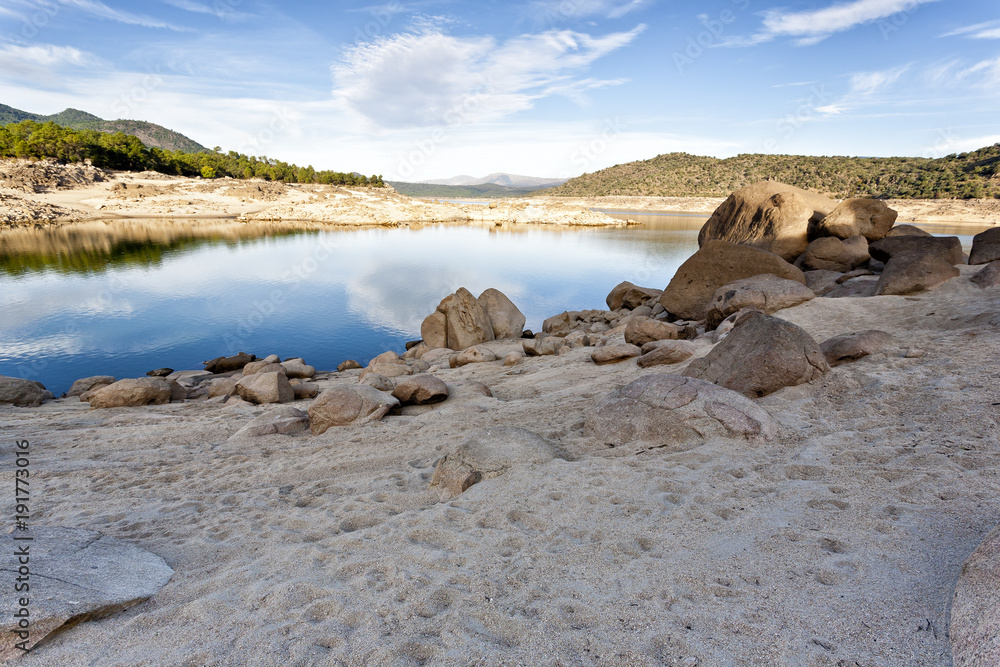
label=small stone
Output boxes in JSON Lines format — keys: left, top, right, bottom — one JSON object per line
{"left": 337, "top": 360, "right": 363, "bottom": 371}
{"left": 145, "top": 368, "right": 173, "bottom": 377}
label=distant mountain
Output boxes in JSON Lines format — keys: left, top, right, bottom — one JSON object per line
{"left": 388, "top": 181, "right": 559, "bottom": 199}
{"left": 0, "top": 103, "right": 208, "bottom": 154}
{"left": 420, "top": 172, "right": 568, "bottom": 188}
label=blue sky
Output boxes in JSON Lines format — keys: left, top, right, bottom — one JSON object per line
{"left": 0, "top": 0, "right": 998, "bottom": 181}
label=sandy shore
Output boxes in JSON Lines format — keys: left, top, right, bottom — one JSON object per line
{"left": 1, "top": 263, "right": 998, "bottom": 665}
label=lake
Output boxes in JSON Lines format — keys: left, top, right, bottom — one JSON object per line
{"left": 0, "top": 212, "right": 705, "bottom": 394}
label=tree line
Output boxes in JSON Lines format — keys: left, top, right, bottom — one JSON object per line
{"left": 0, "top": 120, "right": 385, "bottom": 187}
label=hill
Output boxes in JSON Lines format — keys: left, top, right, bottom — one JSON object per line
{"left": 542, "top": 147, "right": 1000, "bottom": 200}
{"left": 0, "top": 103, "right": 207, "bottom": 153}
{"left": 421, "top": 172, "right": 567, "bottom": 188}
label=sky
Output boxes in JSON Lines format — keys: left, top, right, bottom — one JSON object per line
{"left": 0, "top": 0, "right": 998, "bottom": 181}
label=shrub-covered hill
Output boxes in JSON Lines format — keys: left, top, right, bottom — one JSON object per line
{"left": 543, "top": 146, "right": 1000, "bottom": 200}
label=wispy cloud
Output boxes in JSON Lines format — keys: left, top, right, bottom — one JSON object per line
{"left": 732, "top": 0, "right": 940, "bottom": 46}
{"left": 159, "top": 0, "right": 252, "bottom": 20}
{"left": 529, "top": 0, "right": 652, "bottom": 21}
{"left": 0, "top": 42, "right": 107, "bottom": 69}
{"left": 58, "top": 0, "right": 189, "bottom": 30}
{"left": 941, "top": 19, "right": 1000, "bottom": 40}
{"left": 815, "top": 65, "right": 910, "bottom": 114}
{"left": 332, "top": 23, "right": 645, "bottom": 129}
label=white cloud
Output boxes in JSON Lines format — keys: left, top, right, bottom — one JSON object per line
{"left": 924, "top": 133, "right": 1000, "bottom": 157}
{"left": 815, "top": 65, "right": 910, "bottom": 116}
{"left": 741, "top": 0, "right": 940, "bottom": 45}
{"left": 332, "top": 24, "right": 645, "bottom": 129}
{"left": 159, "top": 0, "right": 252, "bottom": 20}
{"left": 0, "top": 43, "right": 107, "bottom": 76}
{"left": 529, "top": 0, "right": 651, "bottom": 21}
{"left": 942, "top": 20, "right": 1000, "bottom": 39}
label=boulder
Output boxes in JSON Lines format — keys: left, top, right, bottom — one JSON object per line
{"left": 337, "top": 359, "right": 363, "bottom": 372}
{"left": 591, "top": 343, "right": 641, "bottom": 365}
{"left": 308, "top": 385, "right": 399, "bottom": 434}
{"left": 698, "top": 181, "right": 837, "bottom": 261}
{"left": 207, "top": 376, "right": 239, "bottom": 398}
{"left": 684, "top": 312, "right": 829, "bottom": 398}
{"left": 971, "top": 260, "right": 1000, "bottom": 288}
{"left": 969, "top": 227, "right": 1000, "bottom": 265}
{"left": 950, "top": 525, "right": 1000, "bottom": 667}
{"left": 392, "top": 374, "right": 449, "bottom": 405}
{"left": 874, "top": 251, "right": 960, "bottom": 296}
{"left": 280, "top": 358, "right": 316, "bottom": 379}
{"left": 800, "top": 235, "right": 871, "bottom": 272}
{"left": 523, "top": 337, "right": 565, "bottom": 356}
{"left": 242, "top": 361, "right": 286, "bottom": 376}
{"left": 234, "top": 372, "right": 294, "bottom": 404}
{"left": 291, "top": 382, "right": 320, "bottom": 400}
{"left": 360, "top": 362, "right": 412, "bottom": 380}
{"left": 453, "top": 345, "right": 499, "bottom": 367}
{"left": 803, "top": 270, "right": 843, "bottom": 296}
{"left": 419, "top": 348, "right": 455, "bottom": 366}
{"left": 504, "top": 351, "right": 525, "bottom": 366}
{"left": 0, "top": 527, "right": 173, "bottom": 661}
{"left": 203, "top": 352, "right": 255, "bottom": 374}
{"left": 607, "top": 281, "right": 664, "bottom": 310}
{"left": 87, "top": 378, "right": 173, "bottom": 408}
{"left": 811, "top": 198, "right": 897, "bottom": 240}
{"left": 419, "top": 311, "right": 448, "bottom": 349}
{"left": 145, "top": 368, "right": 173, "bottom": 377}
{"left": 820, "top": 330, "right": 897, "bottom": 367}
{"left": 712, "top": 307, "right": 762, "bottom": 343}
{"left": 359, "top": 373, "right": 395, "bottom": 391}
{"left": 0, "top": 375, "right": 50, "bottom": 407}
{"left": 868, "top": 236, "right": 964, "bottom": 266}
{"left": 636, "top": 340, "right": 697, "bottom": 367}
{"left": 823, "top": 278, "right": 879, "bottom": 298}
{"left": 67, "top": 375, "right": 117, "bottom": 398}
{"left": 229, "top": 406, "right": 310, "bottom": 439}
{"left": 706, "top": 274, "right": 815, "bottom": 328}
{"left": 585, "top": 374, "right": 778, "bottom": 449}
{"left": 659, "top": 240, "right": 806, "bottom": 320}
{"left": 624, "top": 318, "right": 680, "bottom": 347}
{"left": 887, "top": 224, "right": 931, "bottom": 237}
{"left": 426, "top": 287, "right": 495, "bottom": 351}
{"left": 167, "top": 380, "right": 187, "bottom": 402}
{"left": 429, "top": 426, "right": 556, "bottom": 498}
{"left": 542, "top": 311, "right": 572, "bottom": 335}
{"left": 477, "top": 288, "right": 525, "bottom": 339}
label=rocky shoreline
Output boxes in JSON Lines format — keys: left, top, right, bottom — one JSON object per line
{"left": 2, "top": 181, "right": 999, "bottom": 664}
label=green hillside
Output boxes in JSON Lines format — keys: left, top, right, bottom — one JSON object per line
{"left": 543, "top": 147, "right": 1000, "bottom": 200}
{"left": 388, "top": 181, "right": 549, "bottom": 198}
{"left": 0, "top": 103, "right": 207, "bottom": 153}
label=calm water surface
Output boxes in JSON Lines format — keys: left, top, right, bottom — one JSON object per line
{"left": 0, "top": 213, "right": 704, "bottom": 393}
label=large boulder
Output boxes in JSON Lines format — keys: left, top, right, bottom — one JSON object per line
{"left": 624, "top": 318, "right": 680, "bottom": 347}
{"left": 0, "top": 376, "right": 52, "bottom": 407}
{"left": 0, "top": 527, "right": 173, "bottom": 660}
{"left": 203, "top": 352, "right": 255, "bottom": 374}
{"left": 659, "top": 240, "right": 806, "bottom": 320}
{"left": 887, "top": 224, "right": 931, "bottom": 237}
{"left": 971, "top": 261, "right": 1000, "bottom": 288}
{"left": 799, "top": 235, "right": 871, "bottom": 272}
{"left": 969, "top": 227, "right": 1000, "bottom": 265}
{"left": 811, "top": 198, "right": 897, "bottom": 240}
{"left": 606, "top": 281, "right": 663, "bottom": 310}
{"left": 241, "top": 361, "right": 286, "bottom": 376}
{"left": 280, "top": 358, "right": 316, "bottom": 379}
{"left": 698, "top": 181, "right": 837, "bottom": 261}
{"left": 392, "top": 374, "right": 449, "bottom": 405}
{"left": 684, "top": 312, "right": 829, "bottom": 398}
{"left": 308, "top": 385, "right": 399, "bottom": 434}
{"left": 67, "top": 375, "right": 117, "bottom": 398}
{"left": 873, "top": 251, "right": 960, "bottom": 296}
{"left": 636, "top": 340, "right": 697, "bottom": 367}
{"left": 235, "top": 372, "right": 294, "bottom": 405}
{"left": 868, "top": 236, "right": 964, "bottom": 266}
{"left": 950, "top": 525, "right": 1000, "bottom": 667}
{"left": 585, "top": 374, "right": 778, "bottom": 449}
{"left": 420, "top": 287, "right": 495, "bottom": 351}
{"left": 706, "top": 273, "right": 815, "bottom": 328}
{"left": 820, "top": 330, "right": 897, "bottom": 366}
{"left": 477, "top": 288, "right": 525, "bottom": 339}
{"left": 430, "top": 426, "right": 557, "bottom": 498}
{"left": 87, "top": 378, "right": 173, "bottom": 408}
{"left": 591, "top": 343, "right": 641, "bottom": 365}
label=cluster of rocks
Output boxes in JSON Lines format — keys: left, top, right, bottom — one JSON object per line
{"left": 0, "top": 158, "right": 107, "bottom": 194}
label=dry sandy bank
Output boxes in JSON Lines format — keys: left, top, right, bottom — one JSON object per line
{"left": 1, "top": 265, "right": 998, "bottom": 665}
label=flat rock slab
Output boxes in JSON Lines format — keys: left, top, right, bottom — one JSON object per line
{"left": 0, "top": 527, "right": 173, "bottom": 660}
{"left": 951, "top": 525, "right": 1000, "bottom": 667}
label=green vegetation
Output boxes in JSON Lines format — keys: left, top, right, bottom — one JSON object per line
{"left": 388, "top": 181, "right": 553, "bottom": 198}
{"left": 544, "top": 147, "right": 1000, "bottom": 200}
{"left": 0, "top": 120, "right": 385, "bottom": 187}
{"left": 0, "top": 103, "right": 207, "bottom": 153}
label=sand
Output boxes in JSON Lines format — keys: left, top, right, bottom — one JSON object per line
{"left": 2, "top": 263, "right": 999, "bottom": 665}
